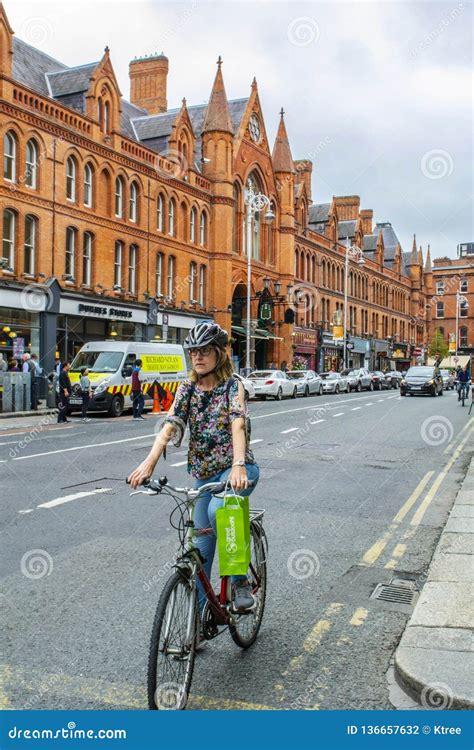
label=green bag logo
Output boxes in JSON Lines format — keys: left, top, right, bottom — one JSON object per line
{"left": 225, "top": 515, "right": 238, "bottom": 554}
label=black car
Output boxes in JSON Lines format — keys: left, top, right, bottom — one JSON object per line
{"left": 370, "top": 371, "right": 391, "bottom": 390}
{"left": 384, "top": 371, "right": 403, "bottom": 389}
{"left": 400, "top": 366, "right": 443, "bottom": 397}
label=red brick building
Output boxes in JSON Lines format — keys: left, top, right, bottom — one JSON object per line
{"left": 0, "top": 2, "right": 432, "bottom": 376}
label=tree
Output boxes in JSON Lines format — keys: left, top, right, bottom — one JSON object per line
{"left": 428, "top": 328, "right": 448, "bottom": 360}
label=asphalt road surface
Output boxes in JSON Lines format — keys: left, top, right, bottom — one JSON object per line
{"left": 1, "top": 386, "right": 472, "bottom": 710}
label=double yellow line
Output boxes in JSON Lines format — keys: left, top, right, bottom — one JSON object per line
{"left": 363, "top": 422, "right": 474, "bottom": 569}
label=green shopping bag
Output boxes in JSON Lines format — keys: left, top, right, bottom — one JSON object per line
{"left": 216, "top": 493, "right": 251, "bottom": 576}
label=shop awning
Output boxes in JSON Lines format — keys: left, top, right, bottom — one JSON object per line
{"left": 231, "top": 325, "right": 246, "bottom": 336}
{"left": 428, "top": 355, "right": 471, "bottom": 368}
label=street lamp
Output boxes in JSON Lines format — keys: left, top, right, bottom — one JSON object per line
{"left": 343, "top": 236, "right": 365, "bottom": 368}
{"left": 244, "top": 179, "right": 274, "bottom": 372}
{"left": 455, "top": 289, "right": 469, "bottom": 356}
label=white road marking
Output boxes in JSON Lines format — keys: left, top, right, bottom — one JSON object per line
{"left": 37, "top": 488, "right": 113, "bottom": 509}
{"left": 365, "top": 403, "right": 374, "bottom": 406}
{"left": 311, "top": 419, "right": 325, "bottom": 424}
{"left": 377, "top": 399, "right": 384, "bottom": 402}
{"left": 170, "top": 461, "right": 187, "bottom": 467}
{"left": 249, "top": 439, "right": 263, "bottom": 444}
{"left": 50, "top": 426, "right": 74, "bottom": 431}
{"left": 0, "top": 440, "right": 21, "bottom": 446}
{"left": 18, "top": 509, "right": 35, "bottom": 514}
{"left": 11, "top": 433, "right": 158, "bottom": 461}
{"left": 351, "top": 407, "right": 361, "bottom": 411}
{"left": 281, "top": 427, "right": 299, "bottom": 434}
{"left": 332, "top": 413, "right": 344, "bottom": 418}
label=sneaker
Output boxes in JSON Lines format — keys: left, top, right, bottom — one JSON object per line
{"left": 232, "top": 579, "right": 255, "bottom": 612}
{"left": 138, "top": 415, "right": 146, "bottom": 420}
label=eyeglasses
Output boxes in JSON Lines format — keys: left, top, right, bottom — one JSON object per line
{"left": 189, "top": 345, "right": 214, "bottom": 357}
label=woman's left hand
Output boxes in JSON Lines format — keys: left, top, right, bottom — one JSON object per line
{"left": 229, "top": 465, "right": 248, "bottom": 493}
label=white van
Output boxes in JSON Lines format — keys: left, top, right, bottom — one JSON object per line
{"left": 68, "top": 341, "right": 188, "bottom": 417}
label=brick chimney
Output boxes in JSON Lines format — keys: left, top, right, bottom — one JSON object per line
{"left": 294, "top": 160, "right": 313, "bottom": 203}
{"left": 333, "top": 195, "right": 360, "bottom": 221}
{"left": 360, "top": 209, "right": 373, "bottom": 235}
{"left": 129, "top": 53, "right": 168, "bottom": 114}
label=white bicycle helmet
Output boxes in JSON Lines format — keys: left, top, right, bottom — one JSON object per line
{"left": 183, "top": 321, "right": 229, "bottom": 349}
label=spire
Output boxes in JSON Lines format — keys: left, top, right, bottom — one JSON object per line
{"left": 202, "top": 57, "right": 233, "bottom": 135}
{"left": 0, "top": 2, "right": 14, "bottom": 33}
{"left": 425, "top": 244, "right": 432, "bottom": 273}
{"left": 410, "top": 234, "right": 418, "bottom": 263}
{"left": 418, "top": 245, "right": 423, "bottom": 265}
{"left": 272, "top": 108, "right": 293, "bottom": 173}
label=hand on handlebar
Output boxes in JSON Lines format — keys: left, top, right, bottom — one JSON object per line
{"left": 127, "top": 458, "right": 156, "bottom": 489}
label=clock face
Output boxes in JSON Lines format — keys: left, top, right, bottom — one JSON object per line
{"left": 249, "top": 113, "right": 261, "bottom": 143}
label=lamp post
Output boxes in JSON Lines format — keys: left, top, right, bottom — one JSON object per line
{"left": 343, "top": 236, "right": 365, "bottom": 368}
{"left": 244, "top": 179, "right": 274, "bottom": 373}
{"left": 455, "top": 289, "right": 469, "bottom": 356}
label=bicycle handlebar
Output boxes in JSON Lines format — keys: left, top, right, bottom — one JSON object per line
{"left": 127, "top": 475, "right": 254, "bottom": 499}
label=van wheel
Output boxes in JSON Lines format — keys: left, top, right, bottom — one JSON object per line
{"left": 109, "top": 395, "right": 124, "bottom": 417}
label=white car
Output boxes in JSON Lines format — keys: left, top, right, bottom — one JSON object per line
{"left": 233, "top": 372, "right": 256, "bottom": 400}
{"left": 248, "top": 370, "right": 297, "bottom": 400}
{"left": 287, "top": 370, "right": 323, "bottom": 396}
{"left": 320, "top": 372, "right": 349, "bottom": 394}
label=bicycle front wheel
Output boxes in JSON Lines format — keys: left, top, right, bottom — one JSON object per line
{"left": 147, "top": 570, "right": 198, "bottom": 710}
{"left": 229, "top": 520, "right": 268, "bottom": 649}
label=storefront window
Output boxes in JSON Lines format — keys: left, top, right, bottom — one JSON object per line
{"left": 0, "top": 307, "right": 40, "bottom": 364}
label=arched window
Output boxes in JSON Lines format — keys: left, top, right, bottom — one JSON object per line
{"left": 189, "top": 261, "right": 197, "bottom": 302}
{"left": 25, "top": 139, "right": 39, "bottom": 189}
{"left": 168, "top": 199, "right": 175, "bottom": 236}
{"left": 3, "top": 131, "right": 16, "bottom": 182}
{"left": 157, "top": 194, "right": 164, "bottom": 232}
{"left": 83, "top": 163, "right": 93, "bottom": 207}
{"left": 115, "top": 177, "right": 124, "bottom": 217}
{"left": 190, "top": 207, "right": 197, "bottom": 243}
{"left": 459, "top": 326, "right": 468, "bottom": 347}
{"left": 114, "top": 240, "right": 123, "bottom": 288}
{"left": 24, "top": 215, "right": 37, "bottom": 275}
{"left": 199, "top": 212, "right": 207, "bottom": 246}
{"left": 65, "top": 227, "right": 76, "bottom": 278}
{"left": 155, "top": 252, "right": 164, "bottom": 296}
{"left": 199, "top": 265, "right": 206, "bottom": 307}
{"left": 98, "top": 99, "right": 103, "bottom": 130}
{"left": 233, "top": 183, "right": 241, "bottom": 254}
{"left": 2, "top": 209, "right": 15, "bottom": 269}
{"left": 167, "top": 255, "right": 175, "bottom": 298}
{"left": 66, "top": 156, "right": 77, "bottom": 201}
{"left": 129, "top": 182, "right": 138, "bottom": 223}
{"left": 128, "top": 244, "right": 138, "bottom": 294}
{"left": 245, "top": 172, "right": 265, "bottom": 260}
{"left": 104, "top": 102, "right": 110, "bottom": 134}
{"left": 83, "top": 231, "right": 93, "bottom": 286}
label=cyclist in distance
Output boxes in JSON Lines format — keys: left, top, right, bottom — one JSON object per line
{"left": 128, "top": 322, "right": 260, "bottom": 613}
{"left": 457, "top": 363, "right": 471, "bottom": 401}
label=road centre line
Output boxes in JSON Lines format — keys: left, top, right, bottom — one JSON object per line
{"left": 365, "top": 403, "right": 374, "bottom": 406}
{"left": 249, "top": 438, "right": 263, "bottom": 444}
{"left": 37, "top": 488, "right": 113, "bottom": 509}
{"left": 170, "top": 461, "right": 187, "bottom": 467}
{"left": 281, "top": 427, "right": 299, "bottom": 434}
{"left": 351, "top": 407, "right": 361, "bottom": 411}
{"left": 332, "top": 413, "right": 344, "bottom": 417}
{"left": 251, "top": 392, "right": 394, "bottom": 420}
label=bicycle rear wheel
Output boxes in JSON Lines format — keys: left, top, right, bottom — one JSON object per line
{"left": 462, "top": 388, "right": 466, "bottom": 406}
{"left": 147, "top": 570, "right": 198, "bottom": 710}
{"left": 229, "top": 520, "right": 268, "bottom": 649}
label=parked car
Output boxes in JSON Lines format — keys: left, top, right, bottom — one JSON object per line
{"left": 400, "top": 366, "right": 444, "bottom": 397}
{"left": 384, "top": 371, "right": 403, "bottom": 389}
{"left": 287, "top": 369, "right": 323, "bottom": 397}
{"left": 440, "top": 369, "right": 455, "bottom": 390}
{"left": 320, "top": 372, "right": 349, "bottom": 394}
{"left": 233, "top": 372, "right": 255, "bottom": 401}
{"left": 370, "top": 371, "right": 391, "bottom": 390}
{"left": 247, "top": 370, "right": 297, "bottom": 400}
{"left": 341, "top": 367, "right": 373, "bottom": 392}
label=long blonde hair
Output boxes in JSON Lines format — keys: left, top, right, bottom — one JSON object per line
{"left": 189, "top": 346, "right": 234, "bottom": 385}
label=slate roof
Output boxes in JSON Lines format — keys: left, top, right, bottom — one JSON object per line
{"left": 373, "top": 222, "right": 400, "bottom": 262}
{"left": 308, "top": 203, "right": 330, "bottom": 224}
{"left": 363, "top": 234, "right": 378, "bottom": 251}
{"left": 338, "top": 220, "right": 357, "bottom": 239}
{"left": 12, "top": 37, "right": 67, "bottom": 95}
{"left": 46, "top": 63, "right": 99, "bottom": 97}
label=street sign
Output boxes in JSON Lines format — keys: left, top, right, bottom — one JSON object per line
{"left": 453, "top": 356, "right": 459, "bottom": 363}
{"left": 346, "top": 342, "right": 354, "bottom": 351}
{"left": 260, "top": 302, "right": 271, "bottom": 320}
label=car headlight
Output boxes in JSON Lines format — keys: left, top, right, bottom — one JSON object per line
{"left": 401, "top": 379, "right": 406, "bottom": 384}
{"left": 94, "top": 378, "right": 110, "bottom": 394}
{"left": 427, "top": 379, "right": 435, "bottom": 385}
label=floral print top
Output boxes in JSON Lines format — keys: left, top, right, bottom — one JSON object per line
{"left": 165, "top": 378, "right": 255, "bottom": 479}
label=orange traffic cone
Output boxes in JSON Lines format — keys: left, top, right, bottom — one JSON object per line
{"left": 152, "top": 383, "right": 161, "bottom": 414}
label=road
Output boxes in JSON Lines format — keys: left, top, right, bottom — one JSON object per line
{"left": 1, "top": 386, "right": 472, "bottom": 710}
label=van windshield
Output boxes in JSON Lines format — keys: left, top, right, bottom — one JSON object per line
{"left": 71, "top": 351, "right": 123, "bottom": 373}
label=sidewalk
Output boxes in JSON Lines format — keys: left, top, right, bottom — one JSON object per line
{"left": 0, "top": 407, "right": 56, "bottom": 421}
{"left": 394, "top": 450, "right": 474, "bottom": 709}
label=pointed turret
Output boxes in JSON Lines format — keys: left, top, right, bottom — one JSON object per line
{"left": 202, "top": 56, "right": 233, "bottom": 134}
{"left": 410, "top": 234, "right": 418, "bottom": 264}
{"left": 272, "top": 108, "right": 294, "bottom": 173}
{"left": 418, "top": 245, "right": 423, "bottom": 266}
{"left": 425, "top": 245, "right": 432, "bottom": 273}
{"left": 0, "top": 1, "right": 14, "bottom": 77}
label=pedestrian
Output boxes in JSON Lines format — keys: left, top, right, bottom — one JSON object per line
{"left": 22, "top": 353, "right": 38, "bottom": 410}
{"left": 132, "top": 359, "right": 145, "bottom": 420}
{"left": 54, "top": 357, "right": 62, "bottom": 376}
{"left": 280, "top": 360, "right": 288, "bottom": 372}
{"left": 57, "top": 362, "right": 72, "bottom": 423}
{"left": 79, "top": 367, "right": 92, "bottom": 422}
{"left": 0, "top": 353, "right": 7, "bottom": 372}
{"left": 8, "top": 358, "right": 20, "bottom": 372}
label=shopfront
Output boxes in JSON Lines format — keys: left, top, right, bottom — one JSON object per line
{"left": 0, "top": 288, "right": 42, "bottom": 367}
{"left": 373, "top": 340, "right": 390, "bottom": 370}
{"left": 318, "top": 332, "right": 344, "bottom": 373}
{"left": 346, "top": 337, "right": 370, "bottom": 369}
{"left": 292, "top": 328, "right": 318, "bottom": 370}
{"left": 390, "top": 342, "right": 410, "bottom": 371}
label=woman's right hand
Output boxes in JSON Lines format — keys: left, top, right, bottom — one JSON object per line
{"left": 128, "top": 457, "right": 157, "bottom": 489}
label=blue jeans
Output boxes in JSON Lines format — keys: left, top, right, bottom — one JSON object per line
{"left": 193, "top": 462, "right": 260, "bottom": 613}
{"left": 132, "top": 391, "right": 144, "bottom": 417}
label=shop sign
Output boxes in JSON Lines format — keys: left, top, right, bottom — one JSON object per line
{"left": 13, "top": 337, "right": 25, "bottom": 357}
{"left": 294, "top": 330, "right": 317, "bottom": 347}
{"left": 393, "top": 348, "right": 405, "bottom": 359}
{"left": 333, "top": 325, "right": 343, "bottom": 340}
{"left": 78, "top": 303, "right": 132, "bottom": 319}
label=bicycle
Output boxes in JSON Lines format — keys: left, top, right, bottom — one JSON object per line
{"left": 129, "top": 475, "right": 268, "bottom": 710}
{"left": 458, "top": 382, "right": 469, "bottom": 407}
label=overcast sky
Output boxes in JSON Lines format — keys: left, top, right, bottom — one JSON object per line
{"left": 8, "top": 0, "right": 473, "bottom": 259}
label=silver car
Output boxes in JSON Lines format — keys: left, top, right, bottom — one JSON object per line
{"left": 440, "top": 369, "right": 455, "bottom": 390}
{"left": 320, "top": 372, "right": 349, "bottom": 394}
{"left": 287, "top": 370, "right": 323, "bottom": 397}
{"left": 248, "top": 370, "right": 297, "bottom": 400}
{"left": 233, "top": 372, "right": 256, "bottom": 400}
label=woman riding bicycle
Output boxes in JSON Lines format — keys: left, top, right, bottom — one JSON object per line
{"left": 128, "top": 322, "right": 259, "bottom": 613}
